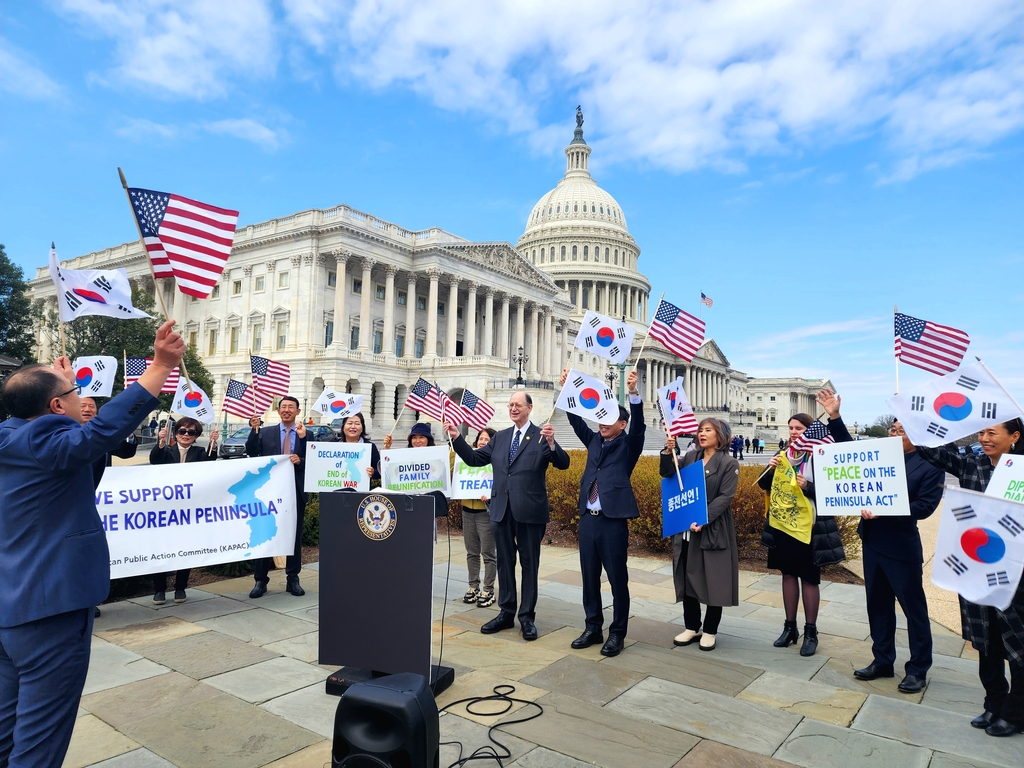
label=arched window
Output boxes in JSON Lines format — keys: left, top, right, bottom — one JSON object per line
{"left": 605, "top": 248, "right": 609, "bottom": 263}
{"left": 556, "top": 204, "right": 561, "bottom": 213}
{"left": 582, "top": 287, "right": 589, "bottom": 309}
{"left": 583, "top": 246, "right": 588, "bottom": 261}
{"left": 561, "top": 246, "right": 566, "bottom": 261}
{"left": 573, "top": 203, "right": 578, "bottom": 212}
{"left": 572, "top": 245, "right": 578, "bottom": 260}
{"left": 531, "top": 249, "right": 536, "bottom": 263}
{"left": 570, "top": 286, "right": 577, "bottom": 305}
{"left": 548, "top": 206, "right": 552, "bottom": 214}
{"left": 540, "top": 247, "right": 545, "bottom": 263}
{"left": 600, "top": 205, "right": 604, "bottom": 214}
{"left": 614, "top": 249, "right": 618, "bottom": 265}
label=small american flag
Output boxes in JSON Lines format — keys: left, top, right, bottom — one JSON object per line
{"left": 895, "top": 312, "right": 970, "bottom": 376}
{"left": 124, "top": 357, "right": 179, "bottom": 393}
{"left": 461, "top": 389, "right": 495, "bottom": 431}
{"left": 790, "top": 420, "right": 834, "bottom": 452}
{"left": 649, "top": 299, "right": 706, "bottom": 362}
{"left": 405, "top": 377, "right": 443, "bottom": 420}
{"left": 251, "top": 355, "right": 290, "bottom": 397}
{"left": 128, "top": 187, "right": 238, "bottom": 298}
{"left": 222, "top": 379, "right": 273, "bottom": 418}
{"left": 700, "top": 293, "right": 714, "bottom": 308}
{"left": 437, "top": 383, "right": 465, "bottom": 426}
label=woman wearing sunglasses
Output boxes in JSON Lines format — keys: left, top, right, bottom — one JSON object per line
{"left": 149, "top": 417, "right": 219, "bottom": 605}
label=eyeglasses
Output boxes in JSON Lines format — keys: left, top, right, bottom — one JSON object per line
{"left": 176, "top": 429, "right": 199, "bottom": 437}
{"left": 56, "top": 385, "right": 82, "bottom": 398}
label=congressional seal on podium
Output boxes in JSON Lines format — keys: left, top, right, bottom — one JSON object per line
{"left": 357, "top": 494, "right": 398, "bottom": 541}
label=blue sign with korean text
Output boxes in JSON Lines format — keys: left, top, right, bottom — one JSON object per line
{"left": 661, "top": 459, "right": 708, "bottom": 537}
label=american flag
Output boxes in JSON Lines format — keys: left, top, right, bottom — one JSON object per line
{"left": 222, "top": 379, "right": 273, "bottom": 418}
{"left": 128, "top": 187, "right": 238, "bottom": 298}
{"left": 250, "top": 355, "right": 290, "bottom": 397}
{"left": 895, "top": 312, "right": 970, "bottom": 375}
{"left": 124, "top": 357, "right": 179, "bottom": 394}
{"left": 405, "top": 377, "right": 443, "bottom": 420}
{"left": 437, "top": 383, "right": 465, "bottom": 426}
{"left": 461, "top": 389, "right": 495, "bottom": 431}
{"left": 700, "top": 293, "right": 714, "bottom": 308}
{"left": 790, "top": 420, "right": 835, "bottom": 453}
{"left": 649, "top": 299, "right": 706, "bottom": 361}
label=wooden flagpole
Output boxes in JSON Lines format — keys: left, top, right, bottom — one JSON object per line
{"left": 388, "top": 404, "right": 408, "bottom": 439}
{"left": 632, "top": 292, "right": 663, "bottom": 374}
{"left": 894, "top": 304, "right": 900, "bottom": 395}
{"left": 658, "top": 404, "right": 684, "bottom": 490}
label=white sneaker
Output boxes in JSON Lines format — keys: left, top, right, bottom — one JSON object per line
{"left": 699, "top": 633, "right": 717, "bottom": 651}
{"left": 673, "top": 628, "right": 702, "bottom": 646}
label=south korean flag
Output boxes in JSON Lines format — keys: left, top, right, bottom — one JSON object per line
{"left": 171, "top": 379, "right": 215, "bottom": 424}
{"left": 312, "top": 389, "right": 364, "bottom": 420}
{"left": 573, "top": 311, "right": 635, "bottom": 364}
{"left": 556, "top": 369, "right": 620, "bottom": 425}
{"left": 72, "top": 356, "right": 117, "bottom": 397}
{"left": 48, "top": 244, "right": 152, "bottom": 322}
{"left": 933, "top": 487, "right": 1024, "bottom": 610}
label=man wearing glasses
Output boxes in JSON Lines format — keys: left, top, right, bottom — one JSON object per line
{"left": 0, "top": 321, "right": 184, "bottom": 768}
{"left": 853, "top": 419, "right": 946, "bottom": 693}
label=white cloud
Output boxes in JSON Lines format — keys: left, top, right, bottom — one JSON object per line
{"left": 114, "top": 116, "right": 287, "bottom": 149}
{"left": 115, "top": 117, "right": 178, "bottom": 141}
{"left": 0, "top": 37, "right": 62, "bottom": 100}
{"left": 203, "top": 118, "right": 286, "bottom": 149}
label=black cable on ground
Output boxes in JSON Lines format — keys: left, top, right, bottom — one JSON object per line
{"left": 440, "top": 684, "right": 545, "bottom": 768}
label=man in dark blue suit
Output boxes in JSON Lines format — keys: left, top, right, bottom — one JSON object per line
{"left": 562, "top": 368, "right": 645, "bottom": 657}
{"left": 446, "top": 390, "right": 571, "bottom": 640}
{"left": 853, "top": 419, "right": 945, "bottom": 693}
{"left": 0, "top": 321, "right": 184, "bottom": 768}
{"left": 246, "top": 395, "right": 308, "bottom": 598}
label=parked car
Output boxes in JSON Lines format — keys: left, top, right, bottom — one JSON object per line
{"left": 329, "top": 418, "right": 346, "bottom": 438}
{"left": 219, "top": 427, "right": 252, "bottom": 459}
{"left": 307, "top": 425, "right": 337, "bottom": 443}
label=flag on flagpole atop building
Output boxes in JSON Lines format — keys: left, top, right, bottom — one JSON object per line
{"left": 404, "top": 377, "right": 443, "bottom": 421}
{"left": 574, "top": 311, "right": 636, "bottom": 364}
{"left": 171, "top": 379, "right": 215, "bottom": 423}
{"left": 460, "top": 389, "right": 495, "bottom": 431}
{"left": 895, "top": 311, "right": 970, "bottom": 375}
{"left": 700, "top": 293, "right": 714, "bottom": 308}
{"left": 649, "top": 299, "right": 706, "bottom": 362}
{"left": 888, "top": 362, "right": 1024, "bottom": 447}
{"left": 49, "top": 245, "right": 151, "bottom": 322}
{"left": 250, "top": 355, "right": 290, "bottom": 397}
{"left": 127, "top": 187, "right": 239, "bottom": 298}
{"left": 222, "top": 379, "right": 272, "bottom": 418}
{"left": 124, "top": 357, "right": 179, "bottom": 394}
{"left": 790, "top": 419, "right": 834, "bottom": 453}
{"left": 72, "top": 356, "right": 118, "bottom": 398}
{"left": 933, "top": 487, "right": 1024, "bottom": 610}
{"left": 556, "top": 369, "right": 620, "bottom": 425}
{"left": 657, "top": 377, "right": 699, "bottom": 436}
{"left": 312, "top": 389, "right": 363, "bottom": 419}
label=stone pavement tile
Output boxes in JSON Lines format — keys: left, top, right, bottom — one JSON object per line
{"left": 507, "top": 746, "right": 594, "bottom": 768}
{"left": 749, "top": 575, "right": 784, "bottom": 592}
{"left": 545, "top": 570, "right": 584, "bottom": 587}
{"left": 673, "top": 740, "right": 801, "bottom": 768}
{"left": 653, "top": 564, "right": 674, "bottom": 576}
{"left": 747, "top": 590, "right": 787, "bottom": 608}
{"left": 818, "top": 598, "right": 878, "bottom": 626}
{"left": 248, "top": 588, "right": 320, "bottom": 614}
{"left": 303, "top": 561, "right": 320, "bottom": 570}
{"left": 122, "top": 693, "right": 319, "bottom": 768}
{"left": 921, "top": 677, "right": 985, "bottom": 716}
{"left": 532, "top": 626, "right": 635, "bottom": 661}
{"left": 157, "top": 595, "right": 255, "bottom": 623}
{"left": 628, "top": 567, "right": 673, "bottom": 585}
{"left": 260, "top": 682, "right": 339, "bottom": 739}
{"left": 817, "top": 582, "right": 868, "bottom": 606}
{"left": 196, "top": 575, "right": 255, "bottom": 595}
{"left": 83, "top": 638, "right": 169, "bottom": 695}
{"left": 285, "top": 604, "right": 319, "bottom": 624}
{"left": 93, "top": 601, "right": 162, "bottom": 631}
{"left": 721, "top": 601, "right": 763, "bottom": 619}
{"left": 628, "top": 555, "right": 670, "bottom": 572}
{"left": 624, "top": 616, "right": 687, "bottom": 649}
{"left": 897, "top": 627, "right": 965, "bottom": 657}
{"left": 707, "top": 622, "right": 828, "bottom": 680}
{"left": 538, "top": 582, "right": 585, "bottom": 604}
{"left": 433, "top": 574, "right": 470, "bottom": 599}
{"left": 962, "top": 644, "right": 979, "bottom": 661}
{"left": 629, "top": 597, "right": 684, "bottom": 623}
{"left": 812, "top": 658, "right": 921, "bottom": 701}
{"left": 82, "top": 671, "right": 222, "bottom": 728}
{"left": 128, "top": 588, "right": 218, "bottom": 610}
{"left": 603, "top": 641, "right": 762, "bottom": 695}
{"left": 263, "top": 631, "right": 320, "bottom": 664}
{"left": 62, "top": 714, "right": 139, "bottom": 768}
{"left": 929, "top": 754, "right": 1009, "bottom": 768}
{"left": 607, "top": 677, "right": 802, "bottom": 756}
{"left": 628, "top": 583, "right": 678, "bottom": 602}
{"left": 435, "top": 669, "right": 548, "bottom": 725}
{"left": 96, "top": 615, "right": 208, "bottom": 650}
{"left": 439, "top": 711, "right": 535, "bottom": 765}
{"left": 441, "top": 632, "right": 567, "bottom": 681}
{"left": 138, "top": 629, "right": 279, "bottom": 679}
{"left": 737, "top": 671, "right": 868, "bottom": 727}
{"left": 434, "top": 596, "right": 482, "bottom": 616}
{"left": 534, "top": 597, "right": 587, "bottom": 631}
{"left": 501, "top": 692, "right": 699, "bottom": 768}
{"left": 520, "top": 655, "right": 644, "bottom": 705}
{"left": 196, "top": 607, "right": 316, "bottom": 645}
{"left": 773, "top": 718, "right": 931, "bottom": 768}
{"left": 88, "top": 748, "right": 176, "bottom": 767}
{"left": 853, "top": 694, "right": 1021, "bottom": 768}
{"left": 745, "top": 605, "right": 870, "bottom": 641}
{"left": 204, "top": 656, "right": 328, "bottom": 703}
{"left": 739, "top": 570, "right": 767, "bottom": 587}
{"left": 260, "top": 740, "right": 331, "bottom": 767}
{"left": 717, "top": 614, "right": 791, "bottom": 644}
{"left": 433, "top": 619, "right": 469, "bottom": 644}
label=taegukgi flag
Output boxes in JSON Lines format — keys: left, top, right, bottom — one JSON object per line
{"left": 657, "top": 377, "right": 699, "bottom": 436}
{"left": 933, "top": 487, "right": 1024, "bottom": 610}
{"left": 72, "top": 356, "right": 118, "bottom": 397}
{"left": 556, "top": 369, "right": 620, "bottom": 426}
{"left": 574, "top": 311, "right": 636, "bottom": 364}
{"left": 887, "top": 362, "right": 1024, "bottom": 447}
{"left": 171, "top": 379, "right": 216, "bottom": 424}
{"left": 312, "top": 389, "right": 363, "bottom": 420}
{"left": 48, "top": 244, "right": 151, "bottom": 322}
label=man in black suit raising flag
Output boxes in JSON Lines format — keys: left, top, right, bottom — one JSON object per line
{"left": 445, "top": 392, "right": 570, "bottom": 640}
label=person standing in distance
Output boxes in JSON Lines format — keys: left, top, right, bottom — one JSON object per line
{"left": 561, "top": 368, "right": 645, "bottom": 657}
{"left": 246, "top": 396, "right": 308, "bottom": 598}
{"left": 444, "top": 391, "right": 570, "bottom": 641}
{"left": 0, "top": 320, "right": 184, "bottom": 768}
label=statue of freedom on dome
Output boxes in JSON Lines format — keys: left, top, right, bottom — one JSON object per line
{"left": 576, "top": 106, "right": 584, "bottom": 128}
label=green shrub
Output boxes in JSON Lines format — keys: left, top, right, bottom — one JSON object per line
{"left": 303, "top": 494, "right": 320, "bottom": 546}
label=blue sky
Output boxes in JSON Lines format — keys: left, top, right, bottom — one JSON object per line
{"left": 2, "top": 1, "right": 1023, "bottom": 425}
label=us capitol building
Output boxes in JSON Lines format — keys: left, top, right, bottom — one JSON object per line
{"left": 27, "top": 113, "right": 828, "bottom": 443}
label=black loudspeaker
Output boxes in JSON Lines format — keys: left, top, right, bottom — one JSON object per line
{"left": 332, "top": 672, "right": 440, "bottom": 768}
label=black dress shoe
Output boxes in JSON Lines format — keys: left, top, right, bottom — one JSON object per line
{"left": 571, "top": 630, "right": 604, "bottom": 649}
{"left": 249, "top": 582, "right": 268, "bottom": 599}
{"left": 521, "top": 620, "right": 538, "bottom": 641}
{"left": 898, "top": 674, "right": 926, "bottom": 693}
{"left": 286, "top": 577, "right": 305, "bottom": 596}
{"left": 971, "top": 710, "right": 998, "bottom": 729}
{"left": 853, "top": 663, "right": 895, "bottom": 681}
{"left": 480, "top": 614, "right": 515, "bottom": 634}
{"left": 600, "top": 635, "right": 624, "bottom": 657}
{"left": 985, "top": 717, "right": 1024, "bottom": 737}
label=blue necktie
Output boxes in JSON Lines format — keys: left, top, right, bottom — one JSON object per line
{"left": 508, "top": 429, "right": 521, "bottom": 466}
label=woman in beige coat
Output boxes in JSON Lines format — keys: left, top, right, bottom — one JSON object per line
{"left": 661, "top": 417, "right": 740, "bottom": 651}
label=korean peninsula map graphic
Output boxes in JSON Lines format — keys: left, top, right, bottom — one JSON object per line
{"left": 227, "top": 459, "right": 280, "bottom": 553}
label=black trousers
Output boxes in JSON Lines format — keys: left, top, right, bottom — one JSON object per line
{"left": 254, "top": 502, "right": 305, "bottom": 583}
{"left": 978, "top": 606, "right": 1024, "bottom": 725}
{"left": 153, "top": 569, "right": 191, "bottom": 592}
{"left": 491, "top": 505, "right": 544, "bottom": 623}
{"left": 675, "top": 536, "right": 722, "bottom": 634}
{"left": 579, "top": 512, "right": 630, "bottom": 637}
{"left": 863, "top": 545, "right": 932, "bottom": 677}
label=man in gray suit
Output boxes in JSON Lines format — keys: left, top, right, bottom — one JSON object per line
{"left": 446, "top": 391, "right": 570, "bottom": 640}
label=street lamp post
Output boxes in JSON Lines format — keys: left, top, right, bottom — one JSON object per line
{"left": 512, "top": 346, "right": 529, "bottom": 387}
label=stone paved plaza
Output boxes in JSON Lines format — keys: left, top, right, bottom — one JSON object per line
{"left": 65, "top": 535, "right": 1017, "bottom": 768}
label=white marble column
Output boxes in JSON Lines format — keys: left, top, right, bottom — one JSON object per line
{"left": 645, "top": 362, "right": 654, "bottom": 403}
{"left": 528, "top": 304, "right": 540, "bottom": 378}
{"left": 514, "top": 300, "right": 526, "bottom": 361}
{"left": 544, "top": 312, "right": 553, "bottom": 378}
{"left": 483, "top": 288, "right": 494, "bottom": 357}
{"left": 498, "top": 294, "right": 510, "bottom": 360}
{"left": 403, "top": 273, "right": 417, "bottom": 358}
{"left": 574, "top": 282, "right": 581, "bottom": 313}
{"left": 464, "top": 282, "right": 477, "bottom": 357}
{"left": 445, "top": 276, "right": 460, "bottom": 358}
{"left": 357, "top": 257, "right": 374, "bottom": 351}
{"left": 382, "top": 265, "right": 397, "bottom": 357}
{"left": 425, "top": 267, "right": 441, "bottom": 358}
